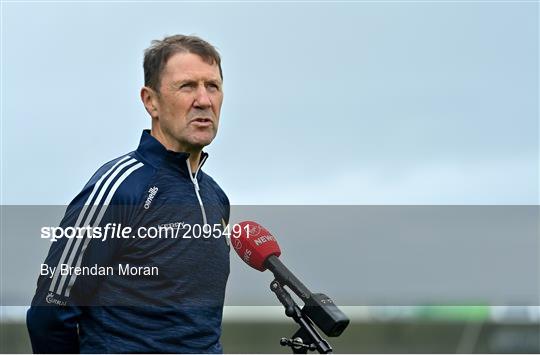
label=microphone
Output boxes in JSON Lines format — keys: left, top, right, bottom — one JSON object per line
{"left": 232, "top": 221, "right": 350, "bottom": 337}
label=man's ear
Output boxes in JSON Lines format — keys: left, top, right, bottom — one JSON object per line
{"left": 140, "top": 86, "right": 159, "bottom": 119}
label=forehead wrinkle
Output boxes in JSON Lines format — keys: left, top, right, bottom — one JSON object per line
{"left": 163, "top": 69, "right": 222, "bottom": 87}
{"left": 162, "top": 55, "right": 221, "bottom": 82}
{"left": 171, "top": 74, "right": 222, "bottom": 85}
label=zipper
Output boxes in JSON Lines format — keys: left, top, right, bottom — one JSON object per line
{"left": 186, "top": 155, "right": 208, "bottom": 226}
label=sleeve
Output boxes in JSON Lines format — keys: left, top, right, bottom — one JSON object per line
{"left": 223, "top": 193, "right": 231, "bottom": 226}
{"left": 26, "top": 156, "right": 143, "bottom": 353}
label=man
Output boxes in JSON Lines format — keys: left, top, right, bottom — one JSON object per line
{"left": 27, "top": 35, "right": 230, "bottom": 353}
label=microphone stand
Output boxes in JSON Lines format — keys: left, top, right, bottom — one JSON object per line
{"left": 270, "top": 280, "right": 333, "bottom": 354}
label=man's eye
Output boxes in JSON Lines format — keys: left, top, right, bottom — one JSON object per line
{"left": 179, "top": 83, "right": 194, "bottom": 90}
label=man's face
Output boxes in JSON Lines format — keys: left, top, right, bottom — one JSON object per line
{"left": 151, "top": 52, "right": 223, "bottom": 152}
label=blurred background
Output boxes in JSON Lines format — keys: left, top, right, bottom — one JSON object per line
{"left": 1, "top": 0, "right": 538, "bottom": 353}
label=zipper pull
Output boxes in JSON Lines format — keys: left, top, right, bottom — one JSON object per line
{"left": 193, "top": 178, "right": 200, "bottom": 191}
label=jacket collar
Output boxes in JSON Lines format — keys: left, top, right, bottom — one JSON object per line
{"left": 135, "top": 130, "right": 209, "bottom": 175}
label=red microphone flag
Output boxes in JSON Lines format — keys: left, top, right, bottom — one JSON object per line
{"left": 232, "top": 221, "right": 281, "bottom": 271}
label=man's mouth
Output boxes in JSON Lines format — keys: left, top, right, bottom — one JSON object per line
{"left": 191, "top": 118, "right": 213, "bottom": 127}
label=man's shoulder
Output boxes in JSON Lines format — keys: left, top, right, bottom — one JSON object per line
{"left": 76, "top": 152, "right": 156, "bottom": 206}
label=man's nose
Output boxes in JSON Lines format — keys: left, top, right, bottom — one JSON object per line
{"left": 194, "top": 86, "right": 212, "bottom": 109}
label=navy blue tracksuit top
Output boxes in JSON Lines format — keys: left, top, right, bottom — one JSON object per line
{"left": 27, "top": 130, "right": 231, "bottom": 353}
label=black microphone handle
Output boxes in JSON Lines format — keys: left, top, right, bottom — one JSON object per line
{"left": 264, "top": 255, "right": 313, "bottom": 302}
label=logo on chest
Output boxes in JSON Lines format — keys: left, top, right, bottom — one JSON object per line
{"left": 144, "top": 186, "right": 159, "bottom": 209}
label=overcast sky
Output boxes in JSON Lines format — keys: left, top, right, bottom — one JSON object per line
{"left": 2, "top": 1, "right": 538, "bottom": 205}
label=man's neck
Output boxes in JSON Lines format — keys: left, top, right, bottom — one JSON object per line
{"left": 186, "top": 153, "right": 202, "bottom": 174}
{"left": 150, "top": 129, "right": 202, "bottom": 173}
